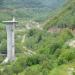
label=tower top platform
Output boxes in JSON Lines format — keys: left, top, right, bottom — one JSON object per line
{"left": 3, "top": 17, "right": 18, "bottom": 24}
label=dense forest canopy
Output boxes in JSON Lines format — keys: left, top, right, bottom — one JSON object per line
{"left": 0, "top": 0, "right": 75, "bottom": 75}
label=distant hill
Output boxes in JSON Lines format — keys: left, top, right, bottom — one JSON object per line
{"left": 44, "top": 0, "right": 75, "bottom": 29}
{"left": 0, "top": 0, "right": 68, "bottom": 23}
{"left": 3, "top": 0, "right": 66, "bottom": 9}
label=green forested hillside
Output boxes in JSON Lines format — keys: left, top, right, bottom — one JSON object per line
{"left": 44, "top": 0, "right": 75, "bottom": 30}
{"left": 0, "top": 0, "right": 75, "bottom": 75}
{"left": 0, "top": 0, "right": 67, "bottom": 23}
{"left": 0, "top": 28, "right": 75, "bottom": 75}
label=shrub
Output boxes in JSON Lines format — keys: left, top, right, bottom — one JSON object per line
{"left": 58, "top": 48, "right": 75, "bottom": 65}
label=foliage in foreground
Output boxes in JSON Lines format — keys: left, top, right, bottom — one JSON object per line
{"left": 0, "top": 28, "right": 75, "bottom": 75}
